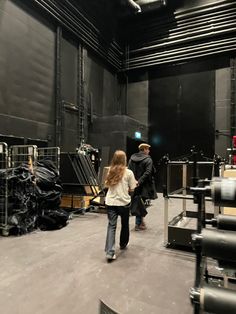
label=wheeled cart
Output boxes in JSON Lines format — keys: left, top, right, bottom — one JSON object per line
{"left": 37, "top": 147, "right": 60, "bottom": 170}
{"left": 190, "top": 178, "right": 236, "bottom": 314}
{"left": 0, "top": 145, "right": 37, "bottom": 235}
{"left": 163, "top": 158, "right": 224, "bottom": 248}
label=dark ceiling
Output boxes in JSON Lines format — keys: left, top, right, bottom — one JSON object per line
{"left": 22, "top": 0, "right": 232, "bottom": 71}
{"left": 68, "top": 0, "right": 219, "bottom": 44}
{"left": 68, "top": 0, "right": 168, "bottom": 44}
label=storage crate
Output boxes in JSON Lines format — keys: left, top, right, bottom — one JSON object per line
{"left": 61, "top": 194, "right": 84, "bottom": 209}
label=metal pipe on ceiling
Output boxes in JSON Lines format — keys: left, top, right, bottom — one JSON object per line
{"left": 129, "top": 37, "right": 236, "bottom": 62}
{"left": 47, "top": 0, "right": 121, "bottom": 63}
{"left": 125, "top": 38, "right": 236, "bottom": 69}
{"left": 63, "top": 0, "right": 122, "bottom": 54}
{"left": 125, "top": 2, "right": 235, "bottom": 34}
{"left": 175, "top": 0, "right": 234, "bottom": 18}
{"left": 123, "top": 0, "right": 236, "bottom": 71}
{"left": 129, "top": 25, "right": 236, "bottom": 55}
{"left": 126, "top": 3, "right": 236, "bottom": 47}
{"left": 28, "top": 0, "right": 236, "bottom": 72}
{"left": 130, "top": 9, "right": 236, "bottom": 37}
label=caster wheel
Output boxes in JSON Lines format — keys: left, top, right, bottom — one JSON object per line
{"left": 2, "top": 229, "right": 9, "bottom": 236}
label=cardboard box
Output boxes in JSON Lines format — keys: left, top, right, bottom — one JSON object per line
{"left": 61, "top": 195, "right": 84, "bottom": 209}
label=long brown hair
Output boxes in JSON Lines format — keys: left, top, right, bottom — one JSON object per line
{"left": 105, "top": 150, "right": 127, "bottom": 187}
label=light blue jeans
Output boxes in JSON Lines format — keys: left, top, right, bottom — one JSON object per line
{"left": 105, "top": 205, "right": 130, "bottom": 256}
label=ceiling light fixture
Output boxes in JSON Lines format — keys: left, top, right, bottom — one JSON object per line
{"left": 127, "top": 0, "right": 142, "bottom": 13}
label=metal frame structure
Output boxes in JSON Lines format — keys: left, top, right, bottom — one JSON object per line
{"left": 4, "top": 145, "right": 38, "bottom": 236}
{"left": 0, "top": 145, "right": 62, "bottom": 236}
{"left": 37, "top": 147, "right": 60, "bottom": 171}
{"left": 60, "top": 151, "right": 101, "bottom": 197}
{"left": 0, "top": 144, "right": 38, "bottom": 235}
{"left": 9, "top": 145, "right": 38, "bottom": 168}
{"left": 163, "top": 160, "right": 225, "bottom": 247}
{"left": 0, "top": 142, "right": 9, "bottom": 235}
{"left": 190, "top": 179, "right": 236, "bottom": 314}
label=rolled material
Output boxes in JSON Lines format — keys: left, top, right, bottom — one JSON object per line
{"left": 193, "top": 229, "right": 236, "bottom": 263}
{"left": 216, "top": 214, "right": 236, "bottom": 231}
{"left": 201, "top": 286, "right": 236, "bottom": 314}
{"left": 211, "top": 177, "right": 236, "bottom": 207}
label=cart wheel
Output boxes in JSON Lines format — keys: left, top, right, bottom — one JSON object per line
{"left": 2, "top": 229, "right": 9, "bottom": 236}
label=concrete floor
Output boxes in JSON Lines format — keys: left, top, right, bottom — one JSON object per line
{"left": 0, "top": 194, "right": 200, "bottom": 314}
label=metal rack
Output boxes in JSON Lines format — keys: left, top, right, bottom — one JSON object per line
{"left": 9, "top": 145, "right": 37, "bottom": 168}
{"left": 190, "top": 178, "right": 236, "bottom": 314}
{"left": 60, "top": 152, "right": 100, "bottom": 196}
{"left": 0, "top": 145, "right": 38, "bottom": 235}
{"left": 37, "top": 147, "right": 60, "bottom": 170}
{"left": 0, "top": 145, "right": 62, "bottom": 235}
{"left": 163, "top": 159, "right": 225, "bottom": 248}
{"left": 7, "top": 145, "right": 38, "bottom": 235}
{"left": 0, "top": 142, "right": 9, "bottom": 235}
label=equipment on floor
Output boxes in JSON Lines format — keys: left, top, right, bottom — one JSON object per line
{"left": 0, "top": 144, "right": 38, "bottom": 235}
{"left": 190, "top": 177, "right": 236, "bottom": 314}
{"left": 76, "top": 143, "right": 100, "bottom": 174}
{"left": 60, "top": 152, "right": 99, "bottom": 196}
{"left": 99, "top": 300, "right": 119, "bottom": 314}
{"left": 60, "top": 150, "right": 105, "bottom": 212}
{"left": 162, "top": 149, "right": 225, "bottom": 248}
{"left": 227, "top": 135, "right": 236, "bottom": 165}
{"left": 0, "top": 145, "right": 68, "bottom": 235}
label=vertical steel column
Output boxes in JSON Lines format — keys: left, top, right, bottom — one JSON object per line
{"left": 230, "top": 58, "right": 236, "bottom": 138}
{"left": 163, "top": 161, "right": 169, "bottom": 246}
{"left": 164, "top": 197, "right": 169, "bottom": 246}
{"left": 214, "top": 157, "right": 224, "bottom": 217}
{"left": 78, "top": 44, "right": 85, "bottom": 145}
{"left": 182, "top": 163, "right": 187, "bottom": 216}
{"left": 55, "top": 26, "right": 62, "bottom": 147}
{"left": 124, "top": 44, "right": 130, "bottom": 115}
{"left": 0, "top": 143, "right": 8, "bottom": 235}
{"left": 77, "top": 44, "right": 81, "bottom": 146}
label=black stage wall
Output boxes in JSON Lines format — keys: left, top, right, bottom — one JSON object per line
{"left": 0, "top": 0, "right": 55, "bottom": 146}
{"left": 147, "top": 56, "right": 232, "bottom": 190}
{"left": 0, "top": 0, "right": 235, "bottom": 165}
{"left": 149, "top": 64, "right": 215, "bottom": 162}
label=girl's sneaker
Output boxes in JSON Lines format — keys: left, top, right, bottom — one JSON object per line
{"left": 106, "top": 253, "right": 116, "bottom": 261}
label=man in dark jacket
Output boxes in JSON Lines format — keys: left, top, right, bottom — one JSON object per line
{"left": 128, "top": 143, "right": 156, "bottom": 230}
